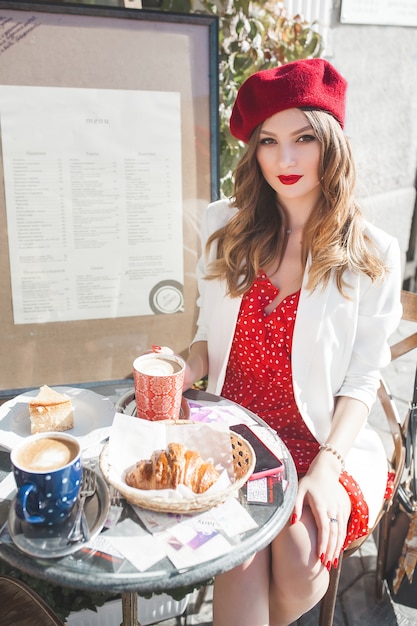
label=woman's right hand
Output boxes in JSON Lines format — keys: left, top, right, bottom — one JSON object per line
{"left": 182, "top": 341, "right": 209, "bottom": 391}
{"left": 293, "top": 455, "right": 351, "bottom": 569}
{"left": 183, "top": 362, "right": 197, "bottom": 391}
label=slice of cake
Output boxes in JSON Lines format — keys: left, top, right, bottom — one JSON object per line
{"left": 29, "top": 385, "right": 74, "bottom": 434}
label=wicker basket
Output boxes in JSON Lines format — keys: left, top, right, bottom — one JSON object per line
{"left": 99, "top": 431, "right": 255, "bottom": 514}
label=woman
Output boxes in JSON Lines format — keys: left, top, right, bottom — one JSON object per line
{"left": 184, "top": 58, "right": 403, "bottom": 626}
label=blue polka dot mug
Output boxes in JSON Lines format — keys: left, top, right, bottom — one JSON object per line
{"left": 11, "top": 432, "right": 82, "bottom": 525}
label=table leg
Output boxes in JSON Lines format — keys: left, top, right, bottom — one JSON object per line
{"left": 120, "top": 592, "right": 141, "bottom": 626}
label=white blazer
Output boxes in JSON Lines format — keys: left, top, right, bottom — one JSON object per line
{"left": 192, "top": 200, "right": 403, "bottom": 525}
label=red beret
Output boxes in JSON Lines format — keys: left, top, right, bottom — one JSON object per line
{"left": 230, "top": 58, "right": 347, "bottom": 143}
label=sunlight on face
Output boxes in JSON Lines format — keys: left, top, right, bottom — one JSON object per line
{"left": 256, "top": 108, "right": 322, "bottom": 211}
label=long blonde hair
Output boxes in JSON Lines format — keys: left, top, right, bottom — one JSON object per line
{"left": 206, "top": 109, "right": 386, "bottom": 297}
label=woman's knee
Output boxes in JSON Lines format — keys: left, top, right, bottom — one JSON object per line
{"left": 269, "top": 511, "right": 330, "bottom": 604}
{"left": 213, "top": 548, "right": 271, "bottom": 626}
{"left": 269, "top": 530, "right": 330, "bottom": 625}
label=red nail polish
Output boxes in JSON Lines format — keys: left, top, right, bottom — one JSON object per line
{"left": 320, "top": 553, "right": 325, "bottom": 564}
{"left": 291, "top": 513, "right": 297, "bottom": 525}
{"left": 333, "top": 557, "right": 338, "bottom": 569}
{"left": 326, "top": 561, "right": 331, "bottom": 572}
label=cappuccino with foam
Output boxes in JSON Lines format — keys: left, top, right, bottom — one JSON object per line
{"left": 11, "top": 432, "right": 82, "bottom": 525}
{"left": 14, "top": 436, "right": 78, "bottom": 472}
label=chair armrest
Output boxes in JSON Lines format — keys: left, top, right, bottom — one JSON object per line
{"left": 390, "top": 333, "right": 417, "bottom": 361}
{"left": 377, "top": 377, "right": 406, "bottom": 505}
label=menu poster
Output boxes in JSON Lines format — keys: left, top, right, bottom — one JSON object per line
{"left": 0, "top": 85, "right": 184, "bottom": 325}
{"left": 0, "top": 4, "right": 217, "bottom": 390}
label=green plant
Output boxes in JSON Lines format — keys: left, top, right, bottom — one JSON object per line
{"left": 199, "top": 1, "right": 323, "bottom": 197}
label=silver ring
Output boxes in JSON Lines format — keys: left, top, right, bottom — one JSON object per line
{"left": 329, "top": 517, "right": 339, "bottom": 524}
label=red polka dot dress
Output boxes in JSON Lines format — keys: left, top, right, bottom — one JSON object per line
{"left": 221, "top": 271, "right": 369, "bottom": 549}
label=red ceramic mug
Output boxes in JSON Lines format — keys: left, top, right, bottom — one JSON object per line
{"left": 133, "top": 351, "right": 185, "bottom": 421}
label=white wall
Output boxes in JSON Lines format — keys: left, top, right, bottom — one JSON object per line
{"left": 328, "top": 12, "right": 417, "bottom": 259}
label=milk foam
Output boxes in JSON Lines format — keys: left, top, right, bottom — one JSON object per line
{"left": 17, "top": 438, "right": 76, "bottom": 472}
{"left": 136, "top": 357, "right": 180, "bottom": 376}
{"left": 31, "top": 445, "right": 71, "bottom": 471}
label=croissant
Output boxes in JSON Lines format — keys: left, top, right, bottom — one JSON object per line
{"left": 125, "top": 442, "right": 220, "bottom": 494}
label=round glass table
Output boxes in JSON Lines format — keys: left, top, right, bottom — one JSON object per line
{"left": 0, "top": 383, "right": 297, "bottom": 626}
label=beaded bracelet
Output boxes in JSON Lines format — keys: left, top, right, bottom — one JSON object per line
{"left": 319, "top": 443, "right": 345, "bottom": 471}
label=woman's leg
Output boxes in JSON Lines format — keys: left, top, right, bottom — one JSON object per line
{"left": 269, "top": 506, "right": 332, "bottom": 626}
{"left": 214, "top": 484, "right": 350, "bottom": 626}
{"left": 213, "top": 545, "right": 270, "bottom": 626}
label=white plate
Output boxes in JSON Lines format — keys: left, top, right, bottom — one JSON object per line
{"left": 0, "top": 387, "right": 115, "bottom": 450}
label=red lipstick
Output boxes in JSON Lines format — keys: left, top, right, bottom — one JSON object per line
{"left": 278, "top": 175, "right": 303, "bottom": 185}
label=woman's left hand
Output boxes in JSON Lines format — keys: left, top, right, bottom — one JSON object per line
{"left": 293, "top": 454, "right": 351, "bottom": 569}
